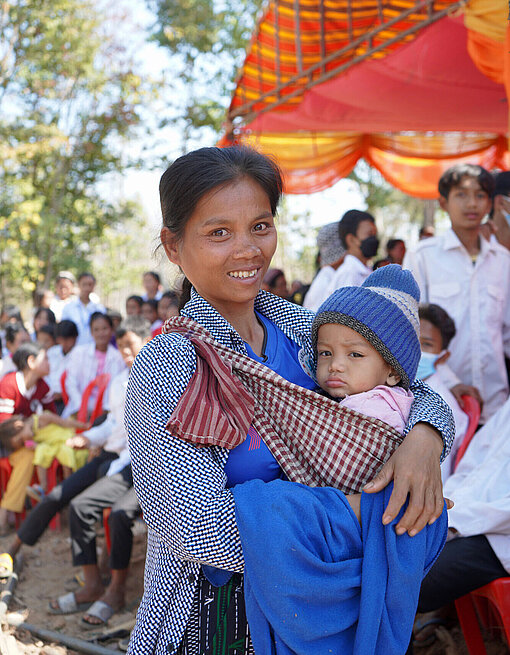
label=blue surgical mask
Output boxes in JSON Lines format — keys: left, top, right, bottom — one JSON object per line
{"left": 416, "top": 351, "right": 439, "bottom": 380}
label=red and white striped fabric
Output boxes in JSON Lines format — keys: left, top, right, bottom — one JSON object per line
{"left": 165, "top": 316, "right": 403, "bottom": 494}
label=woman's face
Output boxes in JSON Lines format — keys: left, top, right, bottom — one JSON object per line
{"left": 162, "top": 178, "right": 277, "bottom": 314}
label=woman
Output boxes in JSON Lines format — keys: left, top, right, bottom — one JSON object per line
{"left": 125, "top": 147, "right": 453, "bottom": 655}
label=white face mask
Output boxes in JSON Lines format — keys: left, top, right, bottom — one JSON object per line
{"left": 416, "top": 350, "right": 446, "bottom": 380}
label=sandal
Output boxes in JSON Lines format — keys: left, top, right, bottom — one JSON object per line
{"left": 0, "top": 553, "right": 13, "bottom": 579}
{"left": 81, "top": 600, "right": 119, "bottom": 628}
{"left": 48, "top": 592, "right": 93, "bottom": 615}
{"left": 413, "top": 616, "right": 447, "bottom": 648}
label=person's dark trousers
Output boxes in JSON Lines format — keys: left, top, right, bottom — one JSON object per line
{"left": 405, "top": 535, "right": 509, "bottom": 654}
{"left": 69, "top": 465, "right": 140, "bottom": 569}
{"left": 17, "top": 450, "right": 117, "bottom": 546}
{"left": 108, "top": 485, "right": 141, "bottom": 570}
{"left": 418, "top": 534, "right": 509, "bottom": 612}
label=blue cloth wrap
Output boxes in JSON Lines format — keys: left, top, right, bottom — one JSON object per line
{"left": 231, "top": 479, "right": 447, "bottom": 655}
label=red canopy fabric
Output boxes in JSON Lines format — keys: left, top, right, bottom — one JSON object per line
{"left": 222, "top": 2, "right": 509, "bottom": 197}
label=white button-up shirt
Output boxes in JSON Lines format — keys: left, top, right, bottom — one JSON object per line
{"left": 445, "top": 396, "right": 510, "bottom": 573}
{"left": 404, "top": 230, "right": 510, "bottom": 422}
{"left": 325, "top": 254, "right": 372, "bottom": 296}
{"left": 303, "top": 266, "right": 336, "bottom": 312}
{"left": 61, "top": 297, "right": 106, "bottom": 346}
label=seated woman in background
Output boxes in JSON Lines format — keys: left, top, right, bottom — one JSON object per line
{"left": 62, "top": 313, "right": 125, "bottom": 420}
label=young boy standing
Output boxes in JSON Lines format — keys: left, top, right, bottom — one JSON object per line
{"left": 404, "top": 164, "right": 510, "bottom": 423}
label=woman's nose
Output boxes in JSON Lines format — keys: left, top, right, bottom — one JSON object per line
{"left": 233, "top": 235, "right": 261, "bottom": 258}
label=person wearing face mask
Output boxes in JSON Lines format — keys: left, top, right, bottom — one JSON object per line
{"left": 417, "top": 304, "right": 469, "bottom": 483}
{"left": 325, "top": 210, "right": 379, "bottom": 295}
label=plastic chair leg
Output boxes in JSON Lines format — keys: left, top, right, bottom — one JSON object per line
{"left": 455, "top": 595, "right": 488, "bottom": 655}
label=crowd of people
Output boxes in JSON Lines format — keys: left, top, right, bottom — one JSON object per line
{"left": 0, "top": 269, "right": 180, "bottom": 629}
{"left": 0, "top": 152, "right": 509, "bottom": 653}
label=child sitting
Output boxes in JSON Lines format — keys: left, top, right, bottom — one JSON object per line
{"left": 0, "top": 412, "right": 88, "bottom": 498}
{"left": 311, "top": 264, "right": 419, "bottom": 434}
{"left": 417, "top": 303, "right": 468, "bottom": 482}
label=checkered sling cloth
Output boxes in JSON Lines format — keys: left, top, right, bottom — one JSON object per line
{"left": 164, "top": 316, "right": 403, "bottom": 494}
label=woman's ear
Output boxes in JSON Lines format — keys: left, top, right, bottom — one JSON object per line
{"left": 386, "top": 368, "right": 401, "bottom": 387}
{"left": 160, "top": 227, "right": 181, "bottom": 266}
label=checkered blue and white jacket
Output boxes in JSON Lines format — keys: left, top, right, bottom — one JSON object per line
{"left": 125, "top": 289, "right": 454, "bottom": 655}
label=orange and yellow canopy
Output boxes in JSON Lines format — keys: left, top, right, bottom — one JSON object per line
{"left": 221, "top": 0, "right": 509, "bottom": 197}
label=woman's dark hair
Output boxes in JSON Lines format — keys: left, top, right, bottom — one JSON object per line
{"left": 89, "top": 311, "right": 112, "bottom": 328}
{"left": 338, "top": 210, "right": 375, "bottom": 249}
{"left": 34, "top": 307, "right": 56, "bottom": 325}
{"left": 12, "top": 342, "right": 43, "bottom": 371}
{"left": 56, "top": 320, "right": 79, "bottom": 338}
{"left": 160, "top": 146, "right": 284, "bottom": 307}
{"left": 438, "top": 164, "right": 495, "bottom": 200}
{"left": 126, "top": 295, "right": 143, "bottom": 308}
{"left": 418, "top": 304, "right": 456, "bottom": 350}
{"left": 5, "top": 323, "right": 27, "bottom": 346}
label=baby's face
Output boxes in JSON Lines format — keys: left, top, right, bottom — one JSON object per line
{"left": 316, "top": 323, "right": 399, "bottom": 399}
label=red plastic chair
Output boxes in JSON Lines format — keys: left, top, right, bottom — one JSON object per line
{"left": 455, "top": 579, "right": 510, "bottom": 654}
{"left": 60, "top": 371, "right": 68, "bottom": 406}
{"left": 76, "top": 373, "right": 110, "bottom": 432}
{"left": 453, "top": 395, "right": 482, "bottom": 471}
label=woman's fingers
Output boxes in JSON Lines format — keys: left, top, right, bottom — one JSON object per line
{"left": 363, "top": 458, "right": 394, "bottom": 493}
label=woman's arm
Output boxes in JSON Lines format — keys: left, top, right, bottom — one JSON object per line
{"left": 126, "top": 334, "right": 244, "bottom": 571}
{"left": 364, "top": 379, "right": 454, "bottom": 536}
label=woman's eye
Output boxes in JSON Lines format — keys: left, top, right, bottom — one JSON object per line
{"left": 253, "top": 221, "right": 271, "bottom": 232}
{"left": 211, "top": 228, "right": 228, "bottom": 237}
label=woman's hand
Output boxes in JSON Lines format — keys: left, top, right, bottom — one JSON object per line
{"left": 363, "top": 423, "right": 453, "bottom": 536}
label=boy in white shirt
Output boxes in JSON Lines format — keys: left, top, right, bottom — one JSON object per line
{"left": 325, "top": 210, "right": 378, "bottom": 295}
{"left": 404, "top": 164, "right": 510, "bottom": 423}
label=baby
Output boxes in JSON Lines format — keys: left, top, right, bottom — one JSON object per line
{"left": 0, "top": 412, "right": 88, "bottom": 499}
{"left": 311, "top": 264, "right": 420, "bottom": 433}
{"left": 309, "top": 265, "right": 421, "bottom": 520}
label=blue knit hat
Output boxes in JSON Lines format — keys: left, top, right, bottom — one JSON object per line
{"left": 311, "top": 264, "right": 421, "bottom": 389}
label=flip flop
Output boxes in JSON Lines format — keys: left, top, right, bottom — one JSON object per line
{"left": 81, "top": 600, "right": 118, "bottom": 628}
{"left": 48, "top": 592, "right": 93, "bottom": 615}
{"left": 412, "top": 616, "right": 447, "bottom": 648}
{"left": 0, "top": 553, "right": 13, "bottom": 579}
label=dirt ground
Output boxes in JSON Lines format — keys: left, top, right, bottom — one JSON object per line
{"left": 0, "top": 510, "right": 145, "bottom": 654}
{"left": 0, "top": 515, "right": 507, "bottom": 654}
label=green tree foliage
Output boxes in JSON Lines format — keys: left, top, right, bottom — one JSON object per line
{"left": 0, "top": 0, "right": 149, "bottom": 304}
{"left": 149, "top": 0, "right": 264, "bottom": 147}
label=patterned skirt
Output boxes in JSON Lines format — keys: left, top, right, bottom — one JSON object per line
{"left": 178, "top": 570, "right": 255, "bottom": 655}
